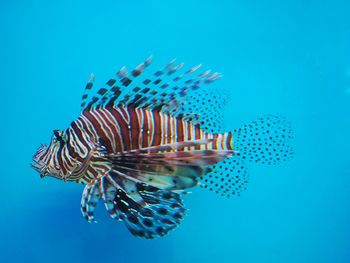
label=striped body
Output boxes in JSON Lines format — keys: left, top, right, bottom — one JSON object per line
{"left": 65, "top": 105, "right": 233, "bottom": 184}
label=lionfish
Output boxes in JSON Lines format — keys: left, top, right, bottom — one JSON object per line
{"left": 32, "top": 57, "right": 293, "bottom": 239}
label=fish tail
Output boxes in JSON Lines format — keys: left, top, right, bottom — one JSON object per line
{"left": 200, "top": 115, "right": 294, "bottom": 197}
{"left": 233, "top": 115, "right": 294, "bottom": 164}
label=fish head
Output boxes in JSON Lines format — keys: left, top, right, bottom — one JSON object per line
{"left": 31, "top": 130, "right": 67, "bottom": 180}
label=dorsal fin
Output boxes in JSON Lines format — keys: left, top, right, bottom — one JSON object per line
{"left": 82, "top": 56, "right": 153, "bottom": 111}
{"left": 80, "top": 57, "right": 226, "bottom": 134}
{"left": 176, "top": 88, "right": 227, "bottom": 133}
{"left": 80, "top": 73, "right": 95, "bottom": 110}
{"left": 81, "top": 57, "right": 222, "bottom": 115}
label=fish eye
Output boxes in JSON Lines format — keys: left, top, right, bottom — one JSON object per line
{"left": 53, "top": 130, "right": 66, "bottom": 145}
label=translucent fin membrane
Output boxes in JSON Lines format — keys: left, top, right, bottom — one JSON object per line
{"left": 119, "top": 183, "right": 186, "bottom": 239}
{"left": 80, "top": 179, "right": 100, "bottom": 223}
{"left": 200, "top": 156, "right": 249, "bottom": 197}
{"left": 81, "top": 174, "right": 186, "bottom": 239}
{"left": 80, "top": 74, "right": 95, "bottom": 110}
{"left": 178, "top": 88, "right": 226, "bottom": 133}
{"left": 234, "top": 115, "right": 294, "bottom": 165}
{"left": 200, "top": 115, "right": 294, "bottom": 197}
{"left": 80, "top": 57, "right": 223, "bottom": 122}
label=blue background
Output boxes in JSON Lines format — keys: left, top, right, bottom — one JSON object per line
{"left": 0, "top": 0, "right": 349, "bottom": 262}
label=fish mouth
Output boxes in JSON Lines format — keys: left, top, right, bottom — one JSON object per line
{"left": 32, "top": 144, "right": 49, "bottom": 178}
{"left": 31, "top": 159, "right": 48, "bottom": 178}
{"left": 31, "top": 160, "right": 60, "bottom": 179}
{"left": 31, "top": 158, "right": 66, "bottom": 181}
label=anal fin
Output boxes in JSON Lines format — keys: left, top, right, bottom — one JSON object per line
{"left": 200, "top": 155, "right": 249, "bottom": 197}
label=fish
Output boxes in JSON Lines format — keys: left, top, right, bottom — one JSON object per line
{"left": 31, "top": 56, "right": 294, "bottom": 239}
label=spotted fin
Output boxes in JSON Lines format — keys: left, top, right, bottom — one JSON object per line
{"left": 80, "top": 73, "right": 95, "bottom": 110}
{"left": 80, "top": 56, "right": 153, "bottom": 111}
{"left": 80, "top": 178, "right": 101, "bottom": 223}
{"left": 80, "top": 57, "right": 222, "bottom": 118}
{"left": 82, "top": 174, "right": 186, "bottom": 239}
{"left": 200, "top": 115, "right": 294, "bottom": 197}
{"left": 176, "top": 88, "right": 227, "bottom": 133}
{"left": 234, "top": 115, "right": 294, "bottom": 164}
{"left": 200, "top": 156, "right": 249, "bottom": 197}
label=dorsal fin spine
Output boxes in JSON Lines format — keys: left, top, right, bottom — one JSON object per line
{"left": 81, "top": 57, "right": 222, "bottom": 119}
{"left": 80, "top": 73, "right": 95, "bottom": 110}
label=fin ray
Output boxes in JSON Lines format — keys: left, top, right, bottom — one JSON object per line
{"left": 201, "top": 115, "right": 294, "bottom": 197}
{"left": 80, "top": 57, "right": 222, "bottom": 119}
{"left": 99, "top": 174, "right": 186, "bottom": 239}
{"left": 81, "top": 178, "right": 101, "bottom": 222}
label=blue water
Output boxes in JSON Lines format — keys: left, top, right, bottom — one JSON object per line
{"left": 1, "top": 0, "right": 349, "bottom": 262}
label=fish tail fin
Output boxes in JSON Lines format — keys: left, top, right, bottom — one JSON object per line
{"left": 200, "top": 115, "right": 294, "bottom": 197}
{"left": 233, "top": 115, "right": 294, "bottom": 164}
